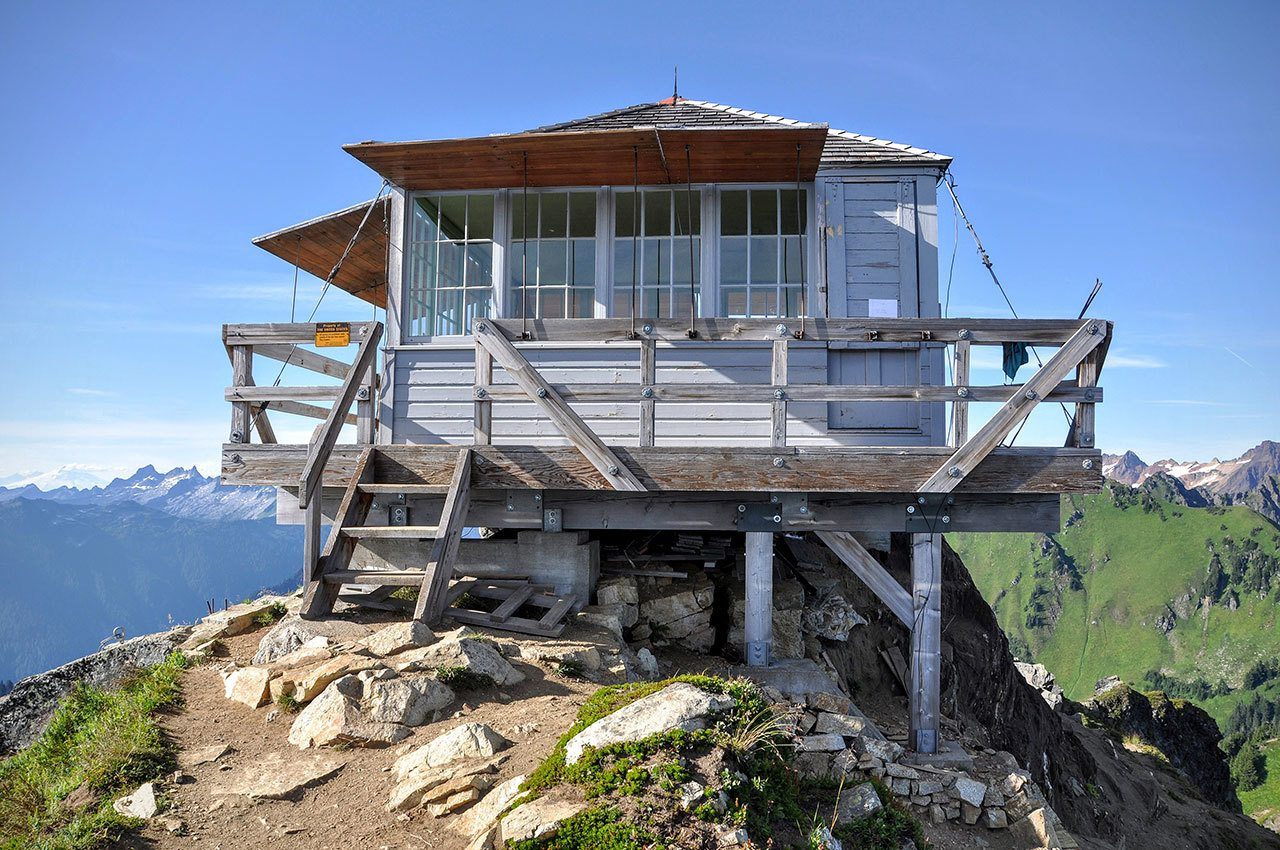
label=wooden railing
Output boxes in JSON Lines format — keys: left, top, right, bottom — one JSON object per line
{"left": 222, "top": 321, "right": 383, "bottom": 508}
{"left": 470, "top": 317, "right": 1112, "bottom": 471}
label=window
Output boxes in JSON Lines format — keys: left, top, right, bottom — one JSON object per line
{"left": 509, "top": 191, "right": 597, "bottom": 319}
{"left": 719, "top": 188, "right": 807, "bottom": 317}
{"left": 613, "top": 189, "right": 700, "bottom": 318}
{"left": 406, "top": 194, "right": 494, "bottom": 336}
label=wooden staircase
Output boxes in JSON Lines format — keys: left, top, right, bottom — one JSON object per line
{"left": 298, "top": 447, "right": 576, "bottom": 636}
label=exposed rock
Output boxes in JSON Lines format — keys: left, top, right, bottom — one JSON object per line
{"left": 427, "top": 783, "right": 485, "bottom": 818}
{"left": 223, "top": 667, "right": 273, "bottom": 709}
{"left": 287, "top": 676, "right": 410, "bottom": 749}
{"left": 180, "top": 743, "right": 232, "bottom": 768}
{"left": 728, "top": 580, "right": 804, "bottom": 659}
{"left": 366, "top": 677, "right": 455, "bottom": 726}
{"left": 983, "top": 807, "right": 1009, "bottom": 829}
{"left": 270, "top": 639, "right": 332, "bottom": 670}
{"left": 113, "top": 782, "right": 159, "bottom": 819}
{"left": 279, "top": 654, "right": 384, "bottom": 704}
{"left": 814, "top": 712, "right": 878, "bottom": 738}
{"left": 564, "top": 682, "right": 733, "bottom": 764}
{"left": 677, "top": 780, "right": 705, "bottom": 810}
{"left": 807, "top": 691, "right": 853, "bottom": 714}
{"left": 954, "top": 775, "right": 988, "bottom": 808}
{"left": 596, "top": 575, "right": 639, "bottom": 606}
{"left": 638, "top": 577, "right": 716, "bottom": 651}
{"left": 798, "top": 733, "right": 847, "bottom": 752}
{"left": 1010, "top": 807, "right": 1078, "bottom": 848}
{"left": 362, "top": 621, "right": 436, "bottom": 657}
{"left": 635, "top": 647, "right": 660, "bottom": 679}
{"left": 251, "top": 614, "right": 366, "bottom": 665}
{"left": 180, "top": 595, "right": 296, "bottom": 652}
{"left": 802, "top": 591, "right": 867, "bottom": 641}
{"left": 836, "top": 781, "right": 882, "bottom": 823}
{"left": 0, "top": 626, "right": 191, "bottom": 753}
{"left": 715, "top": 824, "right": 750, "bottom": 846}
{"left": 393, "top": 723, "right": 510, "bottom": 778}
{"left": 210, "top": 750, "right": 344, "bottom": 800}
{"left": 499, "top": 794, "right": 588, "bottom": 844}
{"left": 394, "top": 635, "right": 524, "bottom": 687}
{"left": 577, "top": 603, "right": 636, "bottom": 635}
{"left": 809, "top": 824, "right": 842, "bottom": 850}
{"left": 387, "top": 757, "right": 502, "bottom": 813}
{"left": 452, "top": 773, "right": 527, "bottom": 836}
{"left": 1015, "top": 662, "right": 1066, "bottom": 711}
{"left": 856, "top": 735, "right": 904, "bottom": 764}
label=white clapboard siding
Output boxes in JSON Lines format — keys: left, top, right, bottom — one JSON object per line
{"left": 389, "top": 342, "right": 876, "bottom": 447}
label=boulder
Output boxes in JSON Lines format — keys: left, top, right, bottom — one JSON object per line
{"left": 366, "top": 677, "right": 455, "bottom": 726}
{"left": 223, "top": 667, "right": 273, "bottom": 709}
{"left": 638, "top": 577, "right": 716, "bottom": 651}
{"left": 426, "top": 778, "right": 490, "bottom": 817}
{"left": 279, "top": 654, "right": 384, "bottom": 704}
{"left": 836, "top": 781, "right": 882, "bottom": 823}
{"left": 728, "top": 580, "right": 804, "bottom": 659}
{"left": 564, "top": 682, "right": 733, "bottom": 764}
{"left": 635, "top": 648, "right": 660, "bottom": 679}
{"left": 287, "top": 676, "right": 409, "bottom": 749}
{"left": 953, "top": 775, "right": 987, "bottom": 808}
{"left": 394, "top": 636, "right": 523, "bottom": 687}
{"left": 180, "top": 743, "right": 232, "bottom": 768}
{"left": 387, "top": 757, "right": 502, "bottom": 813}
{"left": 596, "top": 576, "right": 639, "bottom": 606}
{"left": 113, "top": 782, "right": 158, "bottom": 819}
{"left": 577, "top": 604, "right": 635, "bottom": 635}
{"left": 210, "top": 751, "right": 344, "bottom": 800}
{"left": 362, "top": 621, "right": 436, "bottom": 658}
{"left": 798, "top": 733, "right": 847, "bottom": 752}
{"left": 801, "top": 591, "right": 866, "bottom": 641}
{"left": 814, "top": 712, "right": 878, "bottom": 738}
{"left": 1015, "top": 662, "right": 1065, "bottom": 711}
{"left": 499, "top": 795, "right": 588, "bottom": 844}
{"left": 180, "top": 595, "right": 295, "bottom": 652}
{"left": 452, "top": 773, "right": 527, "bottom": 836}
{"left": 856, "top": 735, "right": 903, "bottom": 764}
{"left": 393, "top": 723, "right": 511, "bottom": 779}
{"left": 251, "top": 614, "right": 369, "bottom": 665}
{"left": 270, "top": 638, "right": 332, "bottom": 670}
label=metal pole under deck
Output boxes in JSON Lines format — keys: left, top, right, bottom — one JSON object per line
{"left": 744, "top": 531, "right": 774, "bottom": 667}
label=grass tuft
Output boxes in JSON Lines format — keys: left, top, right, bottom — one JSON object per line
{"left": 0, "top": 652, "right": 189, "bottom": 849}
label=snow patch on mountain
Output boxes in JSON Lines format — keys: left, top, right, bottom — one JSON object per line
{"left": 0, "top": 465, "right": 111, "bottom": 491}
{"left": 1101, "top": 441, "right": 1280, "bottom": 497}
{"left": 0, "top": 465, "right": 274, "bottom": 520}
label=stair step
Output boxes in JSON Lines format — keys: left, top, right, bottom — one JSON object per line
{"left": 341, "top": 525, "right": 439, "bottom": 539}
{"left": 323, "top": 569, "right": 425, "bottom": 586}
{"left": 358, "top": 484, "right": 450, "bottom": 495}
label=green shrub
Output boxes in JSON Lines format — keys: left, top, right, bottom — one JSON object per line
{"left": 252, "top": 602, "right": 288, "bottom": 627}
{"left": 0, "top": 652, "right": 189, "bottom": 849}
{"left": 833, "top": 781, "right": 925, "bottom": 850}
{"left": 435, "top": 666, "right": 496, "bottom": 691}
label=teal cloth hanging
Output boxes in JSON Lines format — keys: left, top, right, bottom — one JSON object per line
{"left": 1002, "top": 342, "right": 1029, "bottom": 381}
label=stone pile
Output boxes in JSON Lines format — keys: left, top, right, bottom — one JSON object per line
{"left": 727, "top": 580, "right": 804, "bottom": 659}
{"left": 633, "top": 575, "right": 716, "bottom": 651}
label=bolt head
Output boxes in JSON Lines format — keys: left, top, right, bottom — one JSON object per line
{"left": 1083, "top": 459, "right": 1095, "bottom": 470}
{"left": 1084, "top": 389, "right": 1096, "bottom": 401}
{"left": 917, "top": 496, "right": 927, "bottom": 505}
{"left": 906, "top": 505, "right": 917, "bottom": 514}
{"left": 772, "top": 515, "right": 782, "bottom": 523}
{"left": 474, "top": 387, "right": 487, "bottom": 399}
{"left": 799, "top": 506, "right": 809, "bottom": 514}
{"left": 1088, "top": 322, "right": 1100, "bottom": 335}
{"left": 775, "top": 323, "right": 788, "bottom": 336}
{"left": 536, "top": 387, "right": 548, "bottom": 398}
{"left": 772, "top": 457, "right": 785, "bottom": 468}
{"left": 1025, "top": 389, "right": 1038, "bottom": 400}
{"left": 737, "top": 504, "right": 747, "bottom": 513}
{"left": 957, "top": 386, "right": 970, "bottom": 398}
{"left": 641, "top": 387, "right": 654, "bottom": 398}
{"left": 230, "top": 429, "right": 244, "bottom": 443}
{"left": 942, "top": 515, "right": 951, "bottom": 524}
{"left": 958, "top": 328, "right": 972, "bottom": 340}
{"left": 773, "top": 388, "right": 786, "bottom": 400}
{"left": 949, "top": 465, "right": 963, "bottom": 478}
{"left": 607, "top": 465, "right": 620, "bottom": 476}
{"left": 356, "top": 387, "right": 371, "bottom": 400}
{"left": 476, "top": 322, "right": 488, "bottom": 333}
{"left": 642, "top": 323, "right": 654, "bottom": 335}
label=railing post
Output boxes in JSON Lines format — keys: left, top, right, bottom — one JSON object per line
{"left": 771, "top": 339, "right": 788, "bottom": 447}
{"left": 230, "top": 345, "right": 251, "bottom": 444}
{"left": 952, "top": 339, "right": 970, "bottom": 447}
{"left": 1072, "top": 350, "right": 1099, "bottom": 448}
{"left": 474, "top": 339, "right": 493, "bottom": 446}
{"left": 639, "top": 339, "right": 656, "bottom": 447}
{"left": 356, "top": 353, "right": 377, "bottom": 445}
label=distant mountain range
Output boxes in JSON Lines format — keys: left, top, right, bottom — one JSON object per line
{"left": 0, "top": 465, "right": 298, "bottom": 683}
{"left": 0, "top": 465, "right": 276, "bottom": 521}
{"left": 1103, "top": 441, "right": 1280, "bottom": 525}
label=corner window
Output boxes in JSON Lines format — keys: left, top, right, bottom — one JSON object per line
{"left": 406, "top": 194, "right": 494, "bottom": 336}
{"left": 719, "top": 188, "right": 807, "bottom": 317}
{"left": 612, "top": 189, "right": 701, "bottom": 318}
{"left": 509, "top": 191, "right": 597, "bottom": 319}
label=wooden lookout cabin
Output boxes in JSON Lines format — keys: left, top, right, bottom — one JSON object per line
{"left": 221, "top": 97, "right": 1112, "bottom": 754}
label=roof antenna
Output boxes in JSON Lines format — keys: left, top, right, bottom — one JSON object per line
{"left": 673, "top": 65, "right": 679, "bottom": 101}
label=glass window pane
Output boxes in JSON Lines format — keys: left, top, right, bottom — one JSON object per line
{"left": 613, "top": 290, "right": 632, "bottom": 317}
{"left": 781, "top": 235, "right": 803, "bottom": 286}
{"left": 511, "top": 194, "right": 533, "bottom": 241}
{"left": 569, "top": 287, "right": 594, "bottom": 318}
{"left": 615, "top": 191, "right": 637, "bottom": 237}
{"left": 465, "top": 289, "right": 492, "bottom": 330}
{"left": 643, "top": 288, "right": 661, "bottom": 317}
{"left": 720, "top": 191, "right": 747, "bottom": 235}
{"left": 510, "top": 241, "right": 537, "bottom": 289}
{"left": 569, "top": 192, "right": 596, "bottom": 237}
{"left": 673, "top": 190, "right": 699, "bottom": 236}
{"left": 721, "top": 286, "right": 748, "bottom": 317}
{"left": 750, "top": 288, "right": 777, "bottom": 317}
{"left": 439, "top": 195, "right": 467, "bottom": 240}
{"left": 439, "top": 240, "right": 465, "bottom": 288}
{"left": 412, "top": 197, "right": 441, "bottom": 242}
{"left": 749, "top": 237, "right": 778, "bottom": 285}
{"left": 780, "top": 285, "right": 802, "bottom": 317}
{"left": 466, "top": 243, "right": 493, "bottom": 288}
{"left": 436, "top": 289, "right": 464, "bottom": 335}
{"left": 613, "top": 239, "right": 634, "bottom": 288}
{"left": 673, "top": 289, "right": 693, "bottom": 320}
{"left": 570, "top": 239, "right": 595, "bottom": 286}
{"left": 750, "top": 190, "right": 777, "bottom": 235}
{"left": 642, "top": 238, "right": 662, "bottom": 287}
{"left": 539, "top": 241, "right": 568, "bottom": 286}
{"left": 644, "top": 191, "right": 671, "bottom": 236}
{"left": 673, "top": 239, "right": 699, "bottom": 285}
{"left": 540, "top": 288, "right": 566, "bottom": 319}
{"left": 468, "top": 194, "right": 494, "bottom": 240}
{"left": 779, "top": 189, "right": 805, "bottom": 235}
{"left": 720, "top": 238, "right": 747, "bottom": 285}
{"left": 540, "top": 193, "right": 567, "bottom": 238}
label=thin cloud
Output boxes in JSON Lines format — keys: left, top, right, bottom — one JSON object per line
{"left": 1145, "top": 399, "right": 1229, "bottom": 407}
{"left": 66, "top": 387, "right": 117, "bottom": 397}
{"left": 1104, "top": 354, "right": 1164, "bottom": 369}
{"left": 1224, "top": 347, "right": 1258, "bottom": 371}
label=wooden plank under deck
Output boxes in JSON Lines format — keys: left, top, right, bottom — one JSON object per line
{"left": 222, "top": 443, "right": 1101, "bottom": 494}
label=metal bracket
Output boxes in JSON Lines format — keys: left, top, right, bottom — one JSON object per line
{"left": 904, "top": 494, "right": 956, "bottom": 532}
{"left": 504, "top": 489, "right": 542, "bottom": 516}
{"left": 388, "top": 495, "right": 410, "bottom": 527}
{"left": 542, "top": 508, "right": 563, "bottom": 533}
{"left": 738, "top": 503, "right": 786, "bottom": 531}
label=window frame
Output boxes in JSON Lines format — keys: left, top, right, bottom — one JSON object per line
{"left": 400, "top": 182, "right": 817, "bottom": 342}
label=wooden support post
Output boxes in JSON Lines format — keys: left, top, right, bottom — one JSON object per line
{"left": 952, "top": 339, "right": 970, "bottom": 447}
{"left": 909, "top": 532, "right": 942, "bottom": 754}
{"left": 301, "top": 448, "right": 374, "bottom": 618}
{"left": 415, "top": 448, "right": 474, "bottom": 623}
{"left": 230, "top": 345, "right": 252, "bottom": 444}
{"left": 301, "top": 490, "right": 323, "bottom": 612}
{"left": 639, "top": 339, "right": 656, "bottom": 447}
{"left": 356, "top": 355, "right": 377, "bottom": 445}
{"left": 744, "top": 531, "right": 774, "bottom": 667}
{"left": 474, "top": 343, "right": 493, "bottom": 445}
{"left": 1072, "top": 350, "right": 1098, "bottom": 448}
{"left": 771, "top": 339, "right": 788, "bottom": 448}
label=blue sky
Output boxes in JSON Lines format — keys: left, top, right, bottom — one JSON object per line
{"left": 0, "top": 1, "right": 1276, "bottom": 478}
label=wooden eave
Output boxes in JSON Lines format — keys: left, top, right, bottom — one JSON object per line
{"left": 342, "top": 126, "right": 829, "bottom": 190}
{"left": 252, "top": 198, "right": 389, "bottom": 308}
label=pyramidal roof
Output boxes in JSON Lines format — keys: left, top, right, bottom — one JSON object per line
{"left": 528, "top": 97, "right": 951, "bottom": 170}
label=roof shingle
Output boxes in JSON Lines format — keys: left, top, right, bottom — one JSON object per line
{"left": 529, "top": 98, "right": 950, "bottom": 170}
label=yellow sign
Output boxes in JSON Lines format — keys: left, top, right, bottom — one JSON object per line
{"left": 314, "top": 322, "right": 350, "bottom": 348}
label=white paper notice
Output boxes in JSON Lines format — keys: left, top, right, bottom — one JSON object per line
{"left": 868, "top": 299, "right": 899, "bottom": 318}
